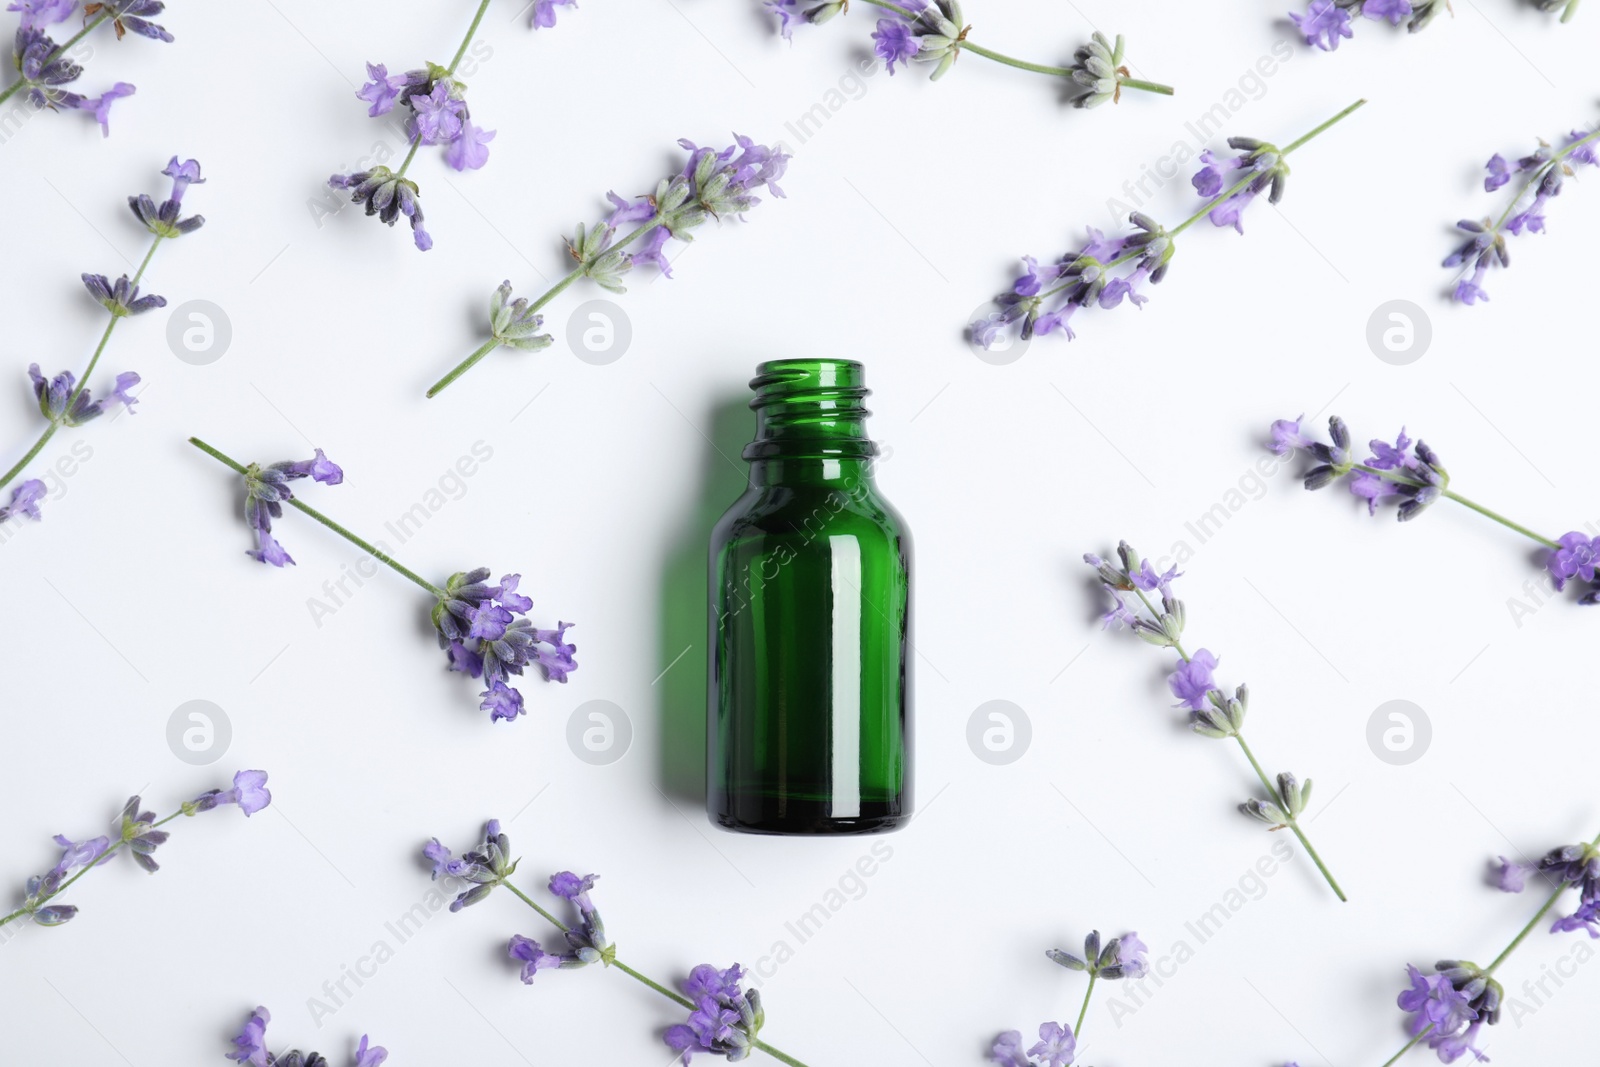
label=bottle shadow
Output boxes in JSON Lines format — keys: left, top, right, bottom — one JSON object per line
{"left": 656, "top": 392, "right": 754, "bottom": 805}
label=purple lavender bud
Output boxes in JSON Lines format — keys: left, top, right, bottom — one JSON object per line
{"left": 354, "top": 1035, "right": 388, "bottom": 1067}
{"left": 1364, "top": 0, "right": 1413, "bottom": 25}
{"left": 872, "top": 18, "right": 920, "bottom": 74}
{"left": 8, "top": 0, "right": 76, "bottom": 29}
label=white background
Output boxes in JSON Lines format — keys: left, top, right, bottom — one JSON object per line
{"left": 2, "top": 1, "right": 1597, "bottom": 1064}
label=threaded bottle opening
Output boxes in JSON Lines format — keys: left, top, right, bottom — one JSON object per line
{"left": 745, "top": 359, "right": 876, "bottom": 460}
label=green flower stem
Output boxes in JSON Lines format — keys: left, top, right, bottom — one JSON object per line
{"left": 503, "top": 880, "right": 811, "bottom": 1066}
{"left": 1074, "top": 973, "right": 1097, "bottom": 1038}
{"left": 393, "top": 136, "right": 425, "bottom": 181}
{"left": 1375, "top": 828, "right": 1598, "bottom": 1066}
{"left": 1130, "top": 588, "right": 1347, "bottom": 902}
{"left": 1038, "top": 99, "right": 1366, "bottom": 303}
{"left": 853, "top": 0, "right": 1173, "bottom": 92}
{"left": 0, "top": 10, "right": 112, "bottom": 109}
{"left": 447, "top": 0, "right": 495, "bottom": 74}
{"left": 425, "top": 219, "right": 662, "bottom": 398}
{"left": 1234, "top": 732, "right": 1346, "bottom": 902}
{"left": 1350, "top": 463, "right": 1562, "bottom": 551}
{"left": 0, "top": 235, "right": 164, "bottom": 496}
{"left": 0, "top": 809, "right": 182, "bottom": 929}
{"left": 186, "top": 437, "right": 448, "bottom": 598}
{"left": 1377, "top": 1027, "right": 1432, "bottom": 1067}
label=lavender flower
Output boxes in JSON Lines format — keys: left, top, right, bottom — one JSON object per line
{"left": 0, "top": 0, "right": 172, "bottom": 131}
{"left": 0, "top": 157, "right": 205, "bottom": 523}
{"left": 0, "top": 479, "right": 46, "bottom": 524}
{"left": 1377, "top": 833, "right": 1600, "bottom": 1065}
{"left": 1288, "top": 0, "right": 1446, "bottom": 51}
{"left": 432, "top": 568, "right": 577, "bottom": 721}
{"left": 128, "top": 155, "right": 207, "bottom": 237}
{"left": 989, "top": 1025, "right": 1078, "bottom": 1067}
{"left": 664, "top": 963, "right": 766, "bottom": 1064}
{"left": 1088, "top": 542, "right": 1345, "bottom": 900}
{"left": 1445, "top": 128, "right": 1600, "bottom": 304}
{"left": 226, "top": 1006, "right": 387, "bottom": 1067}
{"left": 2, "top": 772, "right": 271, "bottom": 931}
{"left": 238, "top": 449, "right": 345, "bottom": 567}
{"left": 194, "top": 438, "right": 577, "bottom": 715}
{"left": 429, "top": 822, "right": 811, "bottom": 1065}
{"left": 188, "top": 769, "right": 273, "bottom": 816}
{"left": 507, "top": 870, "right": 613, "bottom": 980}
{"left": 1046, "top": 929, "right": 1149, "bottom": 980}
{"left": 328, "top": 0, "right": 578, "bottom": 250}
{"left": 974, "top": 102, "right": 1362, "bottom": 349}
{"left": 428, "top": 134, "right": 791, "bottom": 396}
{"left": 1283, "top": 415, "right": 1449, "bottom": 521}
{"left": 764, "top": 0, "right": 1172, "bottom": 100}
{"left": 1277, "top": 414, "right": 1600, "bottom": 608}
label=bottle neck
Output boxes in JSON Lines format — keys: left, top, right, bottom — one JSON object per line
{"left": 744, "top": 360, "right": 878, "bottom": 485}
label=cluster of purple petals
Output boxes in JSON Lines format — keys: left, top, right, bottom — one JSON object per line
{"left": 1546, "top": 532, "right": 1600, "bottom": 604}
{"left": 354, "top": 63, "right": 496, "bottom": 172}
{"left": 507, "top": 871, "right": 611, "bottom": 981}
{"left": 425, "top": 819, "right": 512, "bottom": 911}
{"left": 1396, "top": 966, "right": 1491, "bottom": 1063}
{"left": 1446, "top": 131, "right": 1600, "bottom": 304}
{"left": 866, "top": 0, "right": 930, "bottom": 74}
{"left": 5, "top": 0, "right": 172, "bottom": 133}
{"left": 1274, "top": 415, "right": 1447, "bottom": 522}
{"left": 228, "top": 1005, "right": 387, "bottom": 1067}
{"left": 431, "top": 568, "right": 577, "bottom": 723}
{"left": 664, "top": 963, "right": 766, "bottom": 1064}
{"left": 529, "top": 0, "right": 576, "bottom": 29}
{"left": 1192, "top": 138, "right": 1287, "bottom": 233}
{"left": 1497, "top": 843, "right": 1600, "bottom": 936}
{"left": 28, "top": 363, "right": 139, "bottom": 425}
{"left": 971, "top": 214, "right": 1167, "bottom": 349}
{"left": 1289, "top": 0, "right": 1438, "bottom": 51}
{"left": 988, "top": 1022, "right": 1077, "bottom": 1067}
{"left": 577, "top": 134, "right": 789, "bottom": 289}
{"left": 240, "top": 449, "right": 345, "bottom": 567}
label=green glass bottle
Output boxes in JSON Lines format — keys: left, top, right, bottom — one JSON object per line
{"left": 708, "top": 359, "right": 913, "bottom": 835}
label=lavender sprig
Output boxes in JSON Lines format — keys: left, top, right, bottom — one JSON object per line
{"left": 1377, "top": 830, "right": 1600, "bottom": 1066}
{"left": 768, "top": 1, "right": 1173, "bottom": 100}
{"left": 425, "top": 822, "right": 812, "bottom": 1066}
{"left": 187, "top": 437, "right": 577, "bottom": 721}
{"left": 0, "top": 156, "right": 206, "bottom": 526}
{"left": 326, "top": 0, "right": 577, "bottom": 251}
{"left": 0, "top": 1, "right": 172, "bottom": 133}
{"left": 1444, "top": 126, "right": 1600, "bottom": 304}
{"left": 425, "top": 133, "right": 790, "bottom": 397}
{"left": 1273, "top": 415, "right": 1600, "bottom": 604}
{"left": 1288, "top": 0, "right": 1449, "bottom": 52}
{"left": 987, "top": 929, "right": 1149, "bottom": 1066}
{"left": 0, "top": 770, "right": 270, "bottom": 931}
{"left": 972, "top": 100, "right": 1364, "bottom": 349}
{"left": 1087, "top": 543, "right": 1347, "bottom": 901}
{"left": 226, "top": 1006, "right": 388, "bottom": 1067}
